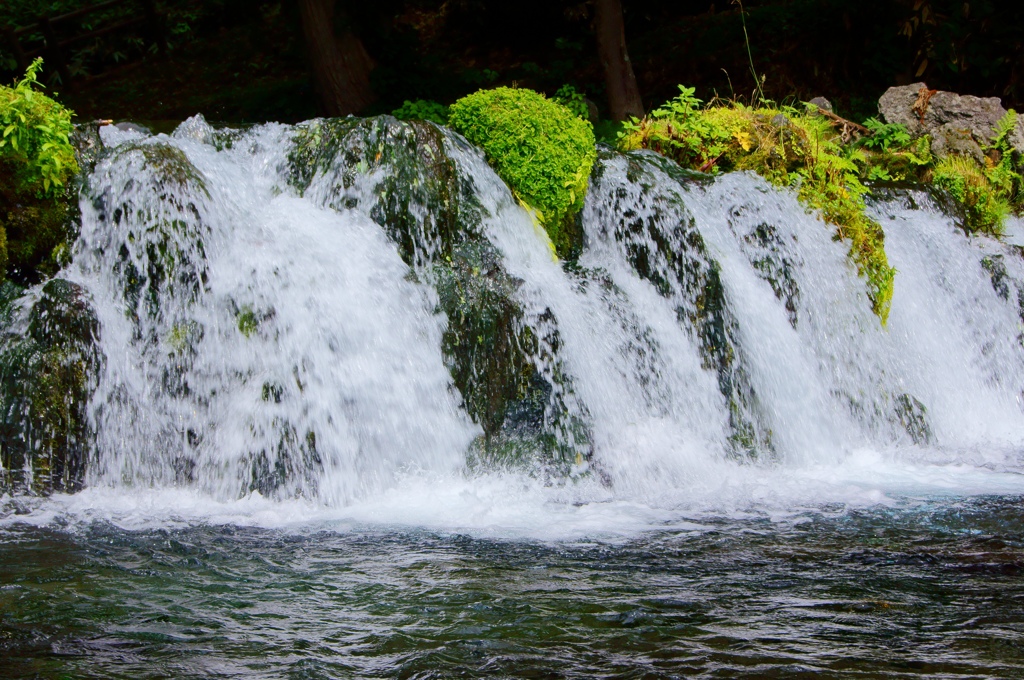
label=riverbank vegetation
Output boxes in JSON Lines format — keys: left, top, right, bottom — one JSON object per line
{"left": 0, "top": 58, "right": 79, "bottom": 284}
{"left": 616, "top": 87, "right": 1023, "bottom": 323}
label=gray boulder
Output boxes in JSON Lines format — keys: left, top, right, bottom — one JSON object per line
{"left": 878, "top": 83, "right": 1024, "bottom": 159}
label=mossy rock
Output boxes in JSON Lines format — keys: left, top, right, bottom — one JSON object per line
{"left": 619, "top": 94, "right": 896, "bottom": 324}
{"left": 894, "top": 393, "right": 933, "bottom": 445}
{"left": 0, "top": 279, "right": 103, "bottom": 494}
{"left": 448, "top": 87, "right": 597, "bottom": 259}
{"left": 244, "top": 423, "right": 321, "bottom": 499}
{"left": 289, "top": 116, "right": 486, "bottom": 268}
{"left": 88, "top": 142, "right": 210, "bottom": 328}
{"left": 109, "top": 142, "right": 208, "bottom": 193}
{"left": 590, "top": 149, "right": 772, "bottom": 459}
{"left": 434, "top": 241, "right": 591, "bottom": 473}
{"left": 0, "top": 156, "right": 79, "bottom": 285}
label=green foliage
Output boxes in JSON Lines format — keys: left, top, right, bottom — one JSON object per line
{"left": 448, "top": 87, "right": 597, "bottom": 258}
{"left": 0, "top": 59, "right": 78, "bottom": 196}
{"left": 983, "top": 110, "right": 1024, "bottom": 211}
{"left": 920, "top": 110, "right": 1022, "bottom": 235}
{"left": 0, "top": 59, "right": 79, "bottom": 283}
{"left": 553, "top": 85, "right": 588, "bottom": 120}
{"left": 618, "top": 90, "right": 896, "bottom": 323}
{"left": 618, "top": 86, "right": 733, "bottom": 172}
{"left": 861, "top": 118, "right": 911, "bottom": 152}
{"left": 932, "top": 155, "right": 1009, "bottom": 236}
{"left": 392, "top": 99, "right": 450, "bottom": 125}
{"left": 855, "top": 117, "right": 932, "bottom": 183}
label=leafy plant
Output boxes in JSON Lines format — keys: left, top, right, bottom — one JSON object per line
{"left": 857, "top": 119, "right": 931, "bottom": 182}
{"left": 0, "top": 58, "right": 79, "bottom": 283}
{"left": 1, "top": 58, "right": 78, "bottom": 196}
{"left": 619, "top": 90, "right": 896, "bottom": 323}
{"left": 861, "top": 118, "right": 911, "bottom": 152}
{"left": 983, "top": 110, "right": 1023, "bottom": 211}
{"left": 932, "top": 154, "right": 1010, "bottom": 236}
{"left": 392, "top": 99, "right": 450, "bottom": 126}
{"left": 553, "top": 85, "right": 588, "bottom": 120}
{"left": 448, "top": 87, "right": 597, "bottom": 258}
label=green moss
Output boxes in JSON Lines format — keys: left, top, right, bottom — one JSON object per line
{"left": 448, "top": 87, "right": 597, "bottom": 258}
{"left": 932, "top": 155, "right": 1010, "bottom": 236}
{"left": 111, "top": 142, "right": 208, "bottom": 194}
{"left": 618, "top": 89, "right": 896, "bottom": 324}
{"left": 237, "top": 306, "right": 259, "bottom": 337}
{"left": 0, "top": 279, "right": 101, "bottom": 494}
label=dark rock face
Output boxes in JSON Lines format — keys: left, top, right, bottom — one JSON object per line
{"left": 894, "top": 393, "right": 933, "bottom": 445}
{"left": 878, "top": 84, "right": 1024, "bottom": 160}
{"left": 0, "top": 280, "right": 103, "bottom": 494}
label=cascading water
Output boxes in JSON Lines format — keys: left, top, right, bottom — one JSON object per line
{"left": 5, "top": 113, "right": 1024, "bottom": 520}
{"left": 7, "top": 114, "right": 1024, "bottom": 678}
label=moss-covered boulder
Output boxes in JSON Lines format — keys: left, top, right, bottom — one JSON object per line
{"left": 289, "top": 115, "right": 591, "bottom": 473}
{"left": 617, "top": 88, "right": 901, "bottom": 323}
{"left": 0, "top": 279, "right": 102, "bottom": 494}
{"left": 88, "top": 141, "right": 210, "bottom": 330}
{"left": 289, "top": 116, "right": 486, "bottom": 268}
{"left": 447, "top": 87, "right": 597, "bottom": 259}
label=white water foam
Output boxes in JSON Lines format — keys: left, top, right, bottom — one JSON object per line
{"left": 7, "top": 121, "right": 1024, "bottom": 540}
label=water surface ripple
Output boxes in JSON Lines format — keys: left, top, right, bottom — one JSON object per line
{"left": 2, "top": 496, "right": 1023, "bottom": 678}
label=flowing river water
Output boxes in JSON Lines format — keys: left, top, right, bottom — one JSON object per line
{"left": 2, "top": 117, "right": 1024, "bottom": 677}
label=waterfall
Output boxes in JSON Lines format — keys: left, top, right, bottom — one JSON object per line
{"left": 5, "top": 114, "right": 1024, "bottom": 516}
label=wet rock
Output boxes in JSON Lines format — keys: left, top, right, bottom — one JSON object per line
{"left": 878, "top": 84, "right": 1024, "bottom": 158}
{"left": 434, "top": 241, "right": 533, "bottom": 438}
{"left": 289, "top": 116, "right": 591, "bottom": 473}
{"left": 434, "top": 241, "right": 591, "bottom": 472}
{"left": 289, "top": 116, "right": 486, "bottom": 269}
{"left": 70, "top": 122, "right": 106, "bottom": 177}
{"left": 0, "top": 279, "right": 103, "bottom": 494}
{"left": 88, "top": 141, "right": 210, "bottom": 330}
{"left": 739, "top": 222, "right": 801, "bottom": 328}
{"left": 588, "top": 149, "right": 773, "bottom": 459}
{"left": 115, "top": 121, "right": 152, "bottom": 135}
{"left": 894, "top": 393, "right": 933, "bottom": 445}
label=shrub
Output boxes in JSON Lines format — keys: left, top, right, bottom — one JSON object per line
{"left": 1, "top": 58, "right": 78, "bottom": 197}
{"left": 448, "top": 87, "right": 597, "bottom": 257}
{"left": 619, "top": 88, "right": 896, "bottom": 324}
{"left": 0, "top": 59, "right": 79, "bottom": 283}
{"left": 392, "top": 99, "right": 450, "bottom": 126}
{"left": 553, "top": 84, "right": 589, "bottom": 120}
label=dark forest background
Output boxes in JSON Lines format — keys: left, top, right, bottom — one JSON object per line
{"left": 3, "top": 0, "right": 1023, "bottom": 126}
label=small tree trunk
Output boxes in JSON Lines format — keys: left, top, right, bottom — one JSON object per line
{"left": 594, "top": 0, "right": 644, "bottom": 121}
{"left": 298, "top": 0, "right": 376, "bottom": 116}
